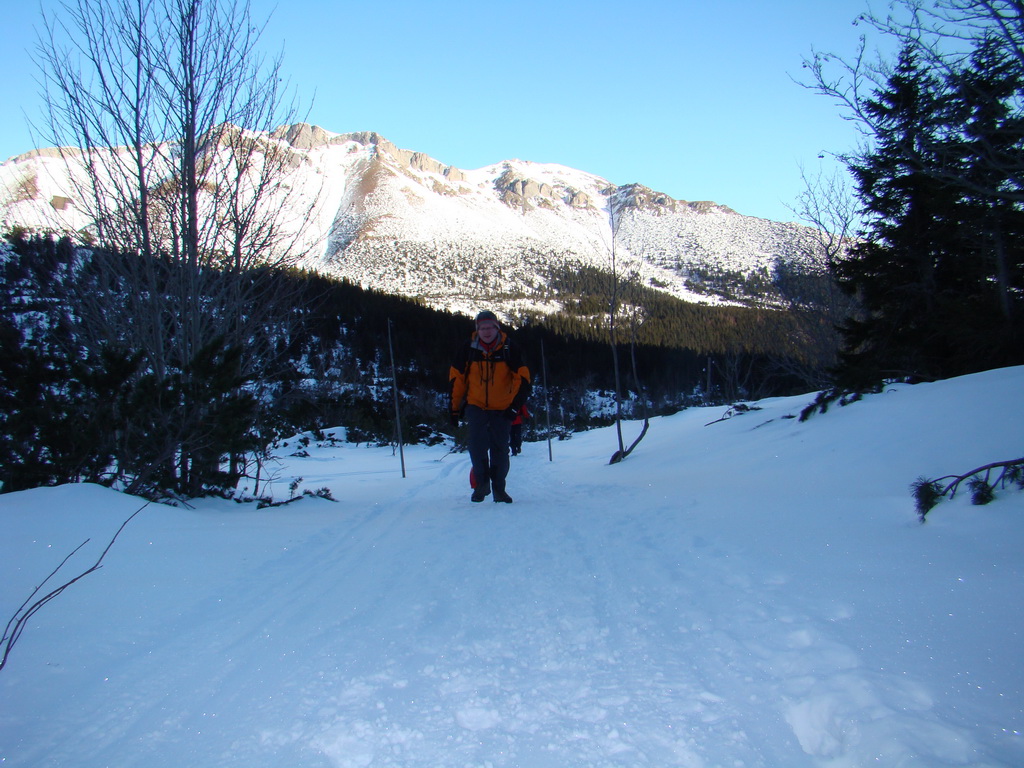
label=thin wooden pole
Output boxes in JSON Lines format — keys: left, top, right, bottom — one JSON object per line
{"left": 541, "top": 338, "right": 553, "bottom": 462}
{"left": 387, "top": 319, "right": 406, "bottom": 478}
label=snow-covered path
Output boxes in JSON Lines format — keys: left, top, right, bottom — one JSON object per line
{"left": 2, "top": 368, "right": 1023, "bottom": 767}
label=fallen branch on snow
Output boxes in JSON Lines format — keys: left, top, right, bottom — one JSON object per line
{"left": 911, "top": 457, "right": 1024, "bottom": 522}
{"left": 0, "top": 502, "right": 149, "bottom": 673}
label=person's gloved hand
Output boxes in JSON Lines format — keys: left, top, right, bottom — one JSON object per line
{"left": 450, "top": 411, "right": 461, "bottom": 428}
{"left": 503, "top": 407, "right": 517, "bottom": 420}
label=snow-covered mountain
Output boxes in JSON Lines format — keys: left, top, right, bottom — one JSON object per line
{"left": 0, "top": 124, "right": 825, "bottom": 318}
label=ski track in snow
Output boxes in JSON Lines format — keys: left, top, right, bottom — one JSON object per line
{"left": 2, "top": 370, "right": 1023, "bottom": 767}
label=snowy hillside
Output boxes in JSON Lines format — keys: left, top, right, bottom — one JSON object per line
{"left": 0, "top": 125, "right": 826, "bottom": 318}
{"left": 2, "top": 366, "right": 1022, "bottom": 767}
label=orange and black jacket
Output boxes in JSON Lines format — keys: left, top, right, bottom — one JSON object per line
{"left": 449, "top": 331, "right": 531, "bottom": 414}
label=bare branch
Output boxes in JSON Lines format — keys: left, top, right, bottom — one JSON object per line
{"left": 0, "top": 501, "right": 149, "bottom": 673}
{"left": 800, "top": 0, "right": 1024, "bottom": 201}
{"left": 935, "top": 456, "right": 1024, "bottom": 497}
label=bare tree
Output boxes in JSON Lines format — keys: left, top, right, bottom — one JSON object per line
{"left": 33, "top": 0, "right": 322, "bottom": 495}
{"left": 858, "top": 1, "right": 1024, "bottom": 89}
{"left": 604, "top": 192, "right": 649, "bottom": 464}
{"left": 801, "top": 0, "right": 1024, "bottom": 202}
{"left": 776, "top": 165, "right": 862, "bottom": 388}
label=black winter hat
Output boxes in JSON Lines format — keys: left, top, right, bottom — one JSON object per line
{"left": 475, "top": 310, "right": 499, "bottom": 327}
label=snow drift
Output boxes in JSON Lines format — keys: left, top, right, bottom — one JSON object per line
{"left": 1, "top": 366, "right": 1022, "bottom": 767}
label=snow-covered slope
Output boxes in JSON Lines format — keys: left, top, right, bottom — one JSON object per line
{"left": 1, "top": 366, "right": 1022, "bottom": 767}
{"left": 0, "top": 125, "right": 826, "bottom": 317}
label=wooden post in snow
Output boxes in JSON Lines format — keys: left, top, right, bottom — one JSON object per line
{"left": 387, "top": 319, "right": 406, "bottom": 478}
{"left": 541, "top": 338, "right": 553, "bottom": 462}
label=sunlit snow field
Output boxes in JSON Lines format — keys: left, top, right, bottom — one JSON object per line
{"left": 2, "top": 367, "right": 1022, "bottom": 767}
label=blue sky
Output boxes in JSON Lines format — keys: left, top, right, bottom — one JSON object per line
{"left": 0, "top": 0, "right": 879, "bottom": 223}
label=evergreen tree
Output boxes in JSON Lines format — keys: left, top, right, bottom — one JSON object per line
{"left": 834, "top": 43, "right": 1024, "bottom": 388}
{"left": 837, "top": 47, "right": 959, "bottom": 385}
{"left": 944, "top": 35, "right": 1024, "bottom": 367}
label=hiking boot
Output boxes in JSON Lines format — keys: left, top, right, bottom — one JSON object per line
{"left": 493, "top": 489, "right": 513, "bottom": 504}
{"left": 471, "top": 480, "right": 491, "bottom": 503}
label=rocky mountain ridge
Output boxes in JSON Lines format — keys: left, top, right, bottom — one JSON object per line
{"left": 0, "top": 124, "right": 826, "bottom": 319}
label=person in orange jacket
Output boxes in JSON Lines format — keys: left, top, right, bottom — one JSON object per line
{"left": 449, "top": 311, "right": 531, "bottom": 503}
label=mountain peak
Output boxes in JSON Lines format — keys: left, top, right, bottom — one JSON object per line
{"left": 272, "top": 123, "right": 339, "bottom": 150}
{"left": 0, "top": 125, "right": 824, "bottom": 317}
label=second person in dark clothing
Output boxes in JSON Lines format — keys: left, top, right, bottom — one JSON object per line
{"left": 509, "top": 405, "right": 530, "bottom": 456}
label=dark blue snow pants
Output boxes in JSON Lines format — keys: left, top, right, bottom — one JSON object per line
{"left": 466, "top": 405, "right": 512, "bottom": 493}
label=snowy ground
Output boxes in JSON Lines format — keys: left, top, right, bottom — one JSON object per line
{"left": 1, "top": 367, "right": 1022, "bottom": 768}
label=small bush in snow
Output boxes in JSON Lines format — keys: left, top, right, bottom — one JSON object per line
{"left": 967, "top": 477, "right": 995, "bottom": 506}
{"left": 911, "top": 478, "right": 944, "bottom": 521}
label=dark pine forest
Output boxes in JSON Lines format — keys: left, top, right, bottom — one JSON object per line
{"left": 0, "top": 230, "right": 824, "bottom": 497}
